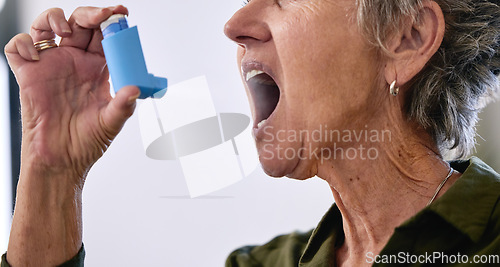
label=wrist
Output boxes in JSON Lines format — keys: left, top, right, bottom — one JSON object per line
{"left": 7, "top": 165, "right": 84, "bottom": 266}
{"left": 17, "top": 161, "right": 84, "bottom": 208}
{"left": 19, "top": 139, "right": 89, "bottom": 190}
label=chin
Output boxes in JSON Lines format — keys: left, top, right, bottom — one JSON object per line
{"left": 257, "top": 142, "right": 317, "bottom": 180}
{"left": 257, "top": 145, "right": 295, "bottom": 177}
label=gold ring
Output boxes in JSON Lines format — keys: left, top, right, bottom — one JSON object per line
{"left": 34, "top": 39, "right": 58, "bottom": 52}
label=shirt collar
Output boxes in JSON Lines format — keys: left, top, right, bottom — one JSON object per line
{"left": 426, "top": 156, "right": 500, "bottom": 242}
{"left": 299, "top": 203, "right": 343, "bottom": 266}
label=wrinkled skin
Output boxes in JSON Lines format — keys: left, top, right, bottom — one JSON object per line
{"left": 5, "top": 6, "right": 139, "bottom": 185}
{"left": 4, "top": 6, "right": 140, "bottom": 265}
{"left": 225, "top": 0, "right": 385, "bottom": 179}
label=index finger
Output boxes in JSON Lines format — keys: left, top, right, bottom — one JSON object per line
{"left": 70, "top": 5, "right": 128, "bottom": 29}
{"left": 59, "top": 6, "right": 128, "bottom": 51}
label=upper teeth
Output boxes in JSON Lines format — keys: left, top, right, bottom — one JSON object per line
{"left": 246, "top": 70, "right": 265, "bottom": 81}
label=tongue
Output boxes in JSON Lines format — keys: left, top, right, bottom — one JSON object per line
{"left": 254, "top": 73, "right": 278, "bottom": 86}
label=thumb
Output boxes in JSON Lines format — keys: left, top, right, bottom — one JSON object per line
{"left": 101, "top": 86, "right": 141, "bottom": 137}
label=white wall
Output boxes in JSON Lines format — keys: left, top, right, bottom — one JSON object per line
{"left": 476, "top": 101, "right": 500, "bottom": 169}
{"left": 15, "top": 1, "right": 334, "bottom": 266}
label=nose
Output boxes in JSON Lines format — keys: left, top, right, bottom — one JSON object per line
{"left": 224, "top": 1, "right": 272, "bottom": 48}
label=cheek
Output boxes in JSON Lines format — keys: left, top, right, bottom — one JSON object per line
{"left": 275, "top": 6, "right": 380, "bottom": 110}
{"left": 275, "top": 4, "right": 359, "bottom": 89}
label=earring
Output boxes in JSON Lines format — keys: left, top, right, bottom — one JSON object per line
{"left": 390, "top": 80, "right": 399, "bottom": 96}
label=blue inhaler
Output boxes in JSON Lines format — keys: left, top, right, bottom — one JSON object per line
{"left": 101, "top": 14, "right": 167, "bottom": 99}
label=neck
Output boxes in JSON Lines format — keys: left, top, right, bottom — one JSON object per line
{"left": 316, "top": 110, "right": 459, "bottom": 265}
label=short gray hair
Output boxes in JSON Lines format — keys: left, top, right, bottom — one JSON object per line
{"left": 356, "top": 0, "right": 500, "bottom": 159}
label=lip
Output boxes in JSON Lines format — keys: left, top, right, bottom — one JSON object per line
{"left": 252, "top": 113, "right": 276, "bottom": 140}
{"left": 240, "top": 60, "right": 282, "bottom": 131}
{"left": 241, "top": 61, "right": 280, "bottom": 90}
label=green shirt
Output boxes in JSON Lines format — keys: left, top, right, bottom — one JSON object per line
{"left": 2, "top": 157, "right": 500, "bottom": 266}
{"left": 225, "top": 157, "right": 500, "bottom": 266}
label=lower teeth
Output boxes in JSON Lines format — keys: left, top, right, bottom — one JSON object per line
{"left": 257, "top": 119, "right": 267, "bottom": 128}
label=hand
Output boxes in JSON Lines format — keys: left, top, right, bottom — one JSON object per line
{"left": 4, "top": 6, "right": 139, "bottom": 182}
{"left": 4, "top": 6, "right": 140, "bottom": 265}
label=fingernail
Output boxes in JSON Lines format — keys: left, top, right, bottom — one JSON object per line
{"left": 62, "top": 27, "right": 72, "bottom": 34}
{"left": 109, "top": 5, "right": 128, "bottom": 16}
{"left": 128, "top": 91, "right": 141, "bottom": 103}
{"left": 102, "top": 7, "right": 113, "bottom": 12}
{"left": 31, "top": 53, "right": 40, "bottom": 61}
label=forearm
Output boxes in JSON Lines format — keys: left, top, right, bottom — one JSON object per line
{"left": 6, "top": 161, "right": 83, "bottom": 266}
{"left": 3, "top": 5, "right": 136, "bottom": 266}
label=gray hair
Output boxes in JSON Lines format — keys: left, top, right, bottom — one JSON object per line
{"left": 356, "top": 0, "right": 500, "bottom": 159}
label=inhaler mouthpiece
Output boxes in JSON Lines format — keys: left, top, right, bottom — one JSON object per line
{"left": 101, "top": 14, "right": 167, "bottom": 99}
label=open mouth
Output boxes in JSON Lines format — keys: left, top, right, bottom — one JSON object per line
{"left": 245, "top": 70, "right": 280, "bottom": 128}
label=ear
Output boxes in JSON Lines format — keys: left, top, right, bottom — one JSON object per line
{"left": 384, "top": 1, "right": 445, "bottom": 87}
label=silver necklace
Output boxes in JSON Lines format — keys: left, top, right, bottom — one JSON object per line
{"left": 427, "top": 167, "right": 454, "bottom": 206}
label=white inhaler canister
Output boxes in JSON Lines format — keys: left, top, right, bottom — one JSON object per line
{"left": 101, "top": 14, "right": 167, "bottom": 99}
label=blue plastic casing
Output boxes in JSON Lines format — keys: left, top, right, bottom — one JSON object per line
{"left": 101, "top": 16, "right": 167, "bottom": 99}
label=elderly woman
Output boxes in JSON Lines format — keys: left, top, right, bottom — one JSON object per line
{"left": 2, "top": 0, "right": 499, "bottom": 266}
